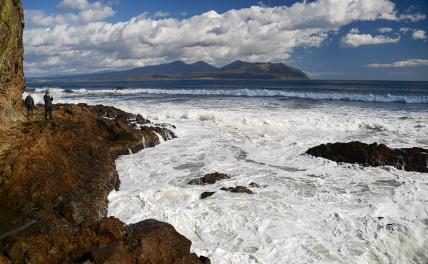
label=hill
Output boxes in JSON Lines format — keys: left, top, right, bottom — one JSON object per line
{"left": 32, "top": 60, "right": 309, "bottom": 81}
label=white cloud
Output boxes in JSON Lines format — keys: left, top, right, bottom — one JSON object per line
{"left": 26, "top": 0, "right": 115, "bottom": 26}
{"left": 367, "top": 59, "right": 428, "bottom": 68}
{"left": 378, "top": 27, "right": 392, "bottom": 33}
{"left": 341, "top": 29, "right": 400, "bottom": 47}
{"left": 153, "top": 10, "right": 170, "bottom": 18}
{"left": 23, "top": 0, "right": 425, "bottom": 76}
{"left": 412, "top": 30, "right": 426, "bottom": 40}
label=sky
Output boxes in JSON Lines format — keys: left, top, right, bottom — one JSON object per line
{"left": 22, "top": 0, "right": 428, "bottom": 80}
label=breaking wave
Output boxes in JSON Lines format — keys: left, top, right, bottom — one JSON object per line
{"left": 32, "top": 87, "right": 428, "bottom": 104}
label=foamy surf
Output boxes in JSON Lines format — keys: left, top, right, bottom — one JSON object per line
{"left": 26, "top": 81, "right": 428, "bottom": 263}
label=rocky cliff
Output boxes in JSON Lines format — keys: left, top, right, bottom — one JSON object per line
{"left": 0, "top": 104, "right": 209, "bottom": 263}
{"left": 0, "top": 0, "right": 25, "bottom": 123}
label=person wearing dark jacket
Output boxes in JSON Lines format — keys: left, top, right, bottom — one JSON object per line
{"left": 24, "top": 93, "right": 35, "bottom": 116}
{"left": 43, "top": 91, "right": 54, "bottom": 120}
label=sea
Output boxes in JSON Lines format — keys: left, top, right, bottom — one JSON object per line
{"left": 26, "top": 80, "right": 428, "bottom": 264}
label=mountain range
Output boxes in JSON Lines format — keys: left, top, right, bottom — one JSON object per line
{"left": 33, "top": 60, "right": 309, "bottom": 81}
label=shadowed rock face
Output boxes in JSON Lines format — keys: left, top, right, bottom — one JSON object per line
{"left": 0, "top": 0, "right": 25, "bottom": 123}
{"left": 307, "top": 141, "right": 428, "bottom": 173}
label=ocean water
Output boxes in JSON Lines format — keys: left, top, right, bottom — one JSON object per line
{"left": 26, "top": 80, "right": 428, "bottom": 264}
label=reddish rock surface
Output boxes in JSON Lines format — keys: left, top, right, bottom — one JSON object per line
{"left": 0, "top": 0, "right": 25, "bottom": 123}
{"left": 0, "top": 104, "right": 208, "bottom": 263}
{"left": 307, "top": 141, "right": 428, "bottom": 173}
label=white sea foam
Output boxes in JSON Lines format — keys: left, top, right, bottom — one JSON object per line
{"left": 29, "top": 87, "right": 428, "bottom": 104}
{"left": 28, "top": 86, "right": 428, "bottom": 263}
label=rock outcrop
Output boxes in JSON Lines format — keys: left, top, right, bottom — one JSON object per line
{"left": 307, "top": 141, "right": 428, "bottom": 173}
{"left": 0, "top": 0, "right": 25, "bottom": 123}
{"left": 0, "top": 104, "right": 208, "bottom": 263}
{"left": 188, "top": 172, "right": 230, "bottom": 185}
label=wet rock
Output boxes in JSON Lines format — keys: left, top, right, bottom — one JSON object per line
{"left": 136, "top": 114, "right": 147, "bottom": 125}
{"left": 220, "top": 186, "right": 253, "bottom": 194}
{"left": 200, "top": 192, "right": 216, "bottom": 199}
{"left": 249, "top": 182, "right": 261, "bottom": 188}
{"left": 199, "top": 255, "right": 212, "bottom": 264}
{"left": 306, "top": 141, "right": 428, "bottom": 173}
{"left": 188, "top": 172, "right": 230, "bottom": 185}
{"left": 63, "top": 89, "right": 74, "bottom": 93}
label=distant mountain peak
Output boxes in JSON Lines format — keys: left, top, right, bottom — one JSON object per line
{"left": 34, "top": 59, "right": 309, "bottom": 81}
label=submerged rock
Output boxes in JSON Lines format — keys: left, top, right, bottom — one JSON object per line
{"left": 220, "top": 186, "right": 254, "bottom": 194}
{"left": 307, "top": 141, "right": 428, "bottom": 173}
{"left": 188, "top": 172, "right": 230, "bottom": 185}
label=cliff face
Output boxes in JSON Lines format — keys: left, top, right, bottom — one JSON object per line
{"left": 0, "top": 0, "right": 25, "bottom": 123}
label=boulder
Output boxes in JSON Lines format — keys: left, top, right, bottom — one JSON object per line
{"left": 127, "top": 219, "right": 201, "bottom": 264}
{"left": 188, "top": 172, "right": 230, "bottom": 185}
{"left": 307, "top": 141, "right": 428, "bottom": 173}
{"left": 200, "top": 192, "right": 216, "bottom": 199}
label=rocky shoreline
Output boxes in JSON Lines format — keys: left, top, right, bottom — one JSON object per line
{"left": 307, "top": 141, "right": 428, "bottom": 173}
{"left": 0, "top": 104, "right": 210, "bottom": 263}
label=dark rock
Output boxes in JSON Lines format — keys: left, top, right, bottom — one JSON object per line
{"left": 199, "top": 255, "right": 212, "bottom": 264}
{"left": 90, "top": 243, "right": 132, "bottom": 264}
{"left": 136, "top": 114, "right": 146, "bottom": 125}
{"left": 249, "top": 182, "right": 261, "bottom": 188}
{"left": 113, "top": 86, "right": 127, "bottom": 90}
{"left": 306, "top": 141, "right": 428, "bottom": 173}
{"left": 188, "top": 172, "right": 230, "bottom": 185}
{"left": 127, "top": 219, "right": 201, "bottom": 264}
{"left": 63, "top": 89, "right": 74, "bottom": 93}
{"left": 220, "top": 186, "right": 253, "bottom": 194}
{"left": 200, "top": 192, "right": 216, "bottom": 199}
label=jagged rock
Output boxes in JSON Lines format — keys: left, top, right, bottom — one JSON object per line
{"left": 220, "top": 186, "right": 253, "bottom": 194}
{"left": 188, "top": 172, "right": 230, "bottom": 185}
{"left": 306, "top": 141, "right": 428, "bottom": 173}
{"left": 0, "top": 0, "right": 25, "bottom": 123}
{"left": 200, "top": 192, "right": 216, "bottom": 199}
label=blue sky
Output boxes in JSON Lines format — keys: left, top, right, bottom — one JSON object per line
{"left": 23, "top": 0, "right": 428, "bottom": 80}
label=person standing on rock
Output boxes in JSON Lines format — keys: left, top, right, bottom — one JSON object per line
{"left": 24, "top": 93, "right": 35, "bottom": 117}
{"left": 43, "top": 91, "right": 54, "bottom": 120}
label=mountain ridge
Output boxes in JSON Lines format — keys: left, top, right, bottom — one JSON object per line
{"left": 32, "top": 60, "right": 309, "bottom": 81}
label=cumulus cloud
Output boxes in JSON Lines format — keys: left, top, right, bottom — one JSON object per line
{"left": 26, "top": 0, "right": 115, "bottom": 26}
{"left": 412, "top": 30, "right": 427, "bottom": 40}
{"left": 23, "top": 0, "right": 426, "bottom": 76}
{"left": 341, "top": 29, "right": 400, "bottom": 47}
{"left": 367, "top": 59, "right": 428, "bottom": 68}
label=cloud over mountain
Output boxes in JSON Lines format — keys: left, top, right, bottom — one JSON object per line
{"left": 24, "top": 0, "right": 426, "bottom": 76}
